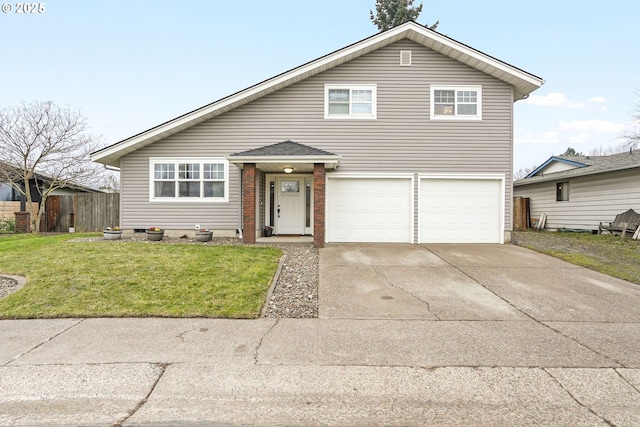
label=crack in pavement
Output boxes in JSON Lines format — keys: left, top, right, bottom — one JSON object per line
{"left": 254, "top": 318, "right": 279, "bottom": 364}
{"left": 110, "top": 363, "right": 168, "bottom": 427}
{"left": 615, "top": 368, "right": 640, "bottom": 394}
{"left": 420, "top": 246, "right": 624, "bottom": 368}
{"left": 373, "top": 266, "right": 441, "bottom": 320}
{"left": 540, "top": 322, "right": 626, "bottom": 368}
{"left": 5, "top": 319, "right": 85, "bottom": 366}
{"left": 542, "top": 368, "right": 616, "bottom": 426}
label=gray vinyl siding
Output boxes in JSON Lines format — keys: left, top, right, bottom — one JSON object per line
{"left": 120, "top": 39, "right": 515, "bottom": 233}
{"left": 514, "top": 169, "right": 640, "bottom": 230}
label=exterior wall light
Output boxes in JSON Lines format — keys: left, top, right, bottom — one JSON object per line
{"left": 283, "top": 167, "right": 294, "bottom": 174}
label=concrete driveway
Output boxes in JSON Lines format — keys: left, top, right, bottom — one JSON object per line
{"left": 1, "top": 243, "right": 640, "bottom": 426}
{"left": 320, "top": 243, "right": 640, "bottom": 323}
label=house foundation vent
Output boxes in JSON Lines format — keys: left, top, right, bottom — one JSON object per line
{"left": 400, "top": 50, "right": 412, "bottom": 66}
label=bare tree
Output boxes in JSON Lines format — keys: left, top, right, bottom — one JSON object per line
{"left": 621, "top": 93, "right": 640, "bottom": 150}
{"left": 513, "top": 166, "right": 536, "bottom": 181}
{"left": 587, "top": 143, "right": 632, "bottom": 156}
{"left": 97, "top": 170, "right": 121, "bottom": 193}
{"left": 0, "top": 101, "right": 100, "bottom": 233}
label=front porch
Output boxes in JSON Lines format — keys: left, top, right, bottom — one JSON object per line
{"left": 255, "top": 235, "right": 314, "bottom": 244}
{"left": 226, "top": 141, "right": 341, "bottom": 248}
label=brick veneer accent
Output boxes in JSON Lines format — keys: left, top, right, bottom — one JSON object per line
{"left": 313, "top": 163, "right": 325, "bottom": 248}
{"left": 242, "top": 164, "right": 256, "bottom": 244}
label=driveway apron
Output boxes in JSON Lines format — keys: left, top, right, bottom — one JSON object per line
{"left": 319, "top": 243, "right": 640, "bottom": 323}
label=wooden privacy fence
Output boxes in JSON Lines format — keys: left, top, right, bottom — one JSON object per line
{"left": 74, "top": 193, "right": 120, "bottom": 232}
{"left": 513, "top": 196, "right": 531, "bottom": 231}
{"left": 0, "top": 201, "right": 38, "bottom": 220}
{"left": 9, "top": 193, "right": 119, "bottom": 232}
{"left": 45, "top": 195, "right": 75, "bottom": 232}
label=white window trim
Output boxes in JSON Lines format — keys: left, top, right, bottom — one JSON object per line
{"left": 556, "top": 181, "right": 570, "bottom": 202}
{"left": 430, "top": 85, "right": 482, "bottom": 120}
{"left": 149, "top": 157, "right": 229, "bottom": 203}
{"left": 324, "top": 84, "right": 377, "bottom": 120}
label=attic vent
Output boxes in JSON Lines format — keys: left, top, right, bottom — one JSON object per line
{"left": 400, "top": 50, "right": 412, "bottom": 66}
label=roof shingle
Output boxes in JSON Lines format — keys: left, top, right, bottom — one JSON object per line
{"left": 230, "top": 140, "right": 337, "bottom": 157}
{"left": 515, "top": 150, "right": 640, "bottom": 186}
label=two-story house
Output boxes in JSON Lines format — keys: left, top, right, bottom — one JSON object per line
{"left": 90, "top": 22, "right": 543, "bottom": 247}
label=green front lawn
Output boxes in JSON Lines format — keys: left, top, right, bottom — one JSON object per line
{"left": 513, "top": 231, "right": 640, "bottom": 285}
{"left": 0, "top": 234, "right": 282, "bottom": 318}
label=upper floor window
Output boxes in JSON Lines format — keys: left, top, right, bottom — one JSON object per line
{"left": 430, "top": 85, "right": 482, "bottom": 120}
{"left": 324, "top": 84, "right": 377, "bottom": 119}
{"left": 149, "top": 158, "right": 229, "bottom": 202}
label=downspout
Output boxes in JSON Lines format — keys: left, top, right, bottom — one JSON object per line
{"left": 237, "top": 168, "right": 243, "bottom": 239}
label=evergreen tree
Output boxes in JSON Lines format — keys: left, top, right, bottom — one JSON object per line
{"left": 370, "top": 0, "right": 439, "bottom": 31}
{"left": 562, "top": 147, "right": 584, "bottom": 157}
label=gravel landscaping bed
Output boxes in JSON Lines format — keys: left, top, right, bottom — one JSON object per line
{"left": 0, "top": 275, "right": 20, "bottom": 299}
{"left": 67, "top": 235, "right": 319, "bottom": 318}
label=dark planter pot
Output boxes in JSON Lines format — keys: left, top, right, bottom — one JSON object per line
{"left": 195, "top": 231, "right": 213, "bottom": 242}
{"left": 264, "top": 227, "right": 273, "bottom": 237}
{"left": 146, "top": 230, "right": 164, "bottom": 241}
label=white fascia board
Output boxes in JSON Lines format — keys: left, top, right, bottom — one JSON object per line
{"left": 91, "top": 22, "right": 542, "bottom": 165}
{"left": 398, "top": 24, "right": 544, "bottom": 92}
{"left": 92, "top": 29, "right": 407, "bottom": 165}
{"left": 226, "top": 155, "right": 341, "bottom": 163}
{"left": 227, "top": 156, "right": 340, "bottom": 170}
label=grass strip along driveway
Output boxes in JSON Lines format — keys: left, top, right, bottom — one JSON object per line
{"left": 0, "top": 234, "right": 282, "bottom": 319}
{"left": 512, "top": 231, "right": 640, "bottom": 285}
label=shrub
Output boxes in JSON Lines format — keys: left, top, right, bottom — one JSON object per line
{"left": 0, "top": 218, "right": 16, "bottom": 233}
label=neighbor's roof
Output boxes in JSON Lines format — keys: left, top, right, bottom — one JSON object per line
{"left": 91, "top": 21, "right": 544, "bottom": 168}
{"left": 0, "top": 161, "right": 103, "bottom": 193}
{"left": 514, "top": 150, "right": 640, "bottom": 186}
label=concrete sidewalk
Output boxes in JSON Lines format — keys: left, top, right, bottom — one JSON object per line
{"left": 1, "top": 244, "right": 640, "bottom": 426}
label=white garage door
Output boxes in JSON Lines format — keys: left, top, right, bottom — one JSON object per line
{"left": 327, "top": 177, "right": 412, "bottom": 243}
{"left": 420, "top": 177, "right": 502, "bottom": 243}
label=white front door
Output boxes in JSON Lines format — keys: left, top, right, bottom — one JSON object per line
{"left": 276, "top": 177, "right": 305, "bottom": 235}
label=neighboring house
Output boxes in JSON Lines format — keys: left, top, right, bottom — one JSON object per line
{"left": 0, "top": 162, "right": 102, "bottom": 220}
{"left": 513, "top": 150, "right": 640, "bottom": 231}
{"left": 90, "top": 22, "right": 543, "bottom": 247}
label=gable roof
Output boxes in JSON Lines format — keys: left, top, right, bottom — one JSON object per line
{"left": 230, "top": 140, "right": 337, "bottom": 157}
{"left": 227, "top": 140, "right": 341, "bottom": 172}
{"left": 91, "top": 21, "right": 544, "bottom": 168}
{"left": 525, "top": 156, "right": 589, "bottom": 178}
{"left": 514, "top": 150, "right": 640, "bottom": 186}
{"left": 0, "top": 161, "right": 102, "bottom": 193}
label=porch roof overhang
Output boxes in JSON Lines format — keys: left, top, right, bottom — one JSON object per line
{"left": 226, "top": 140, "right": 340, "bottom": 173}
{"left": 226, "top": 155, "right": 340, "bottom": 173}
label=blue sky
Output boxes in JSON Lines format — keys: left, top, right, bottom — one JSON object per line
{"left": 1, "top": 0, "right": 638, "bottom": 173}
